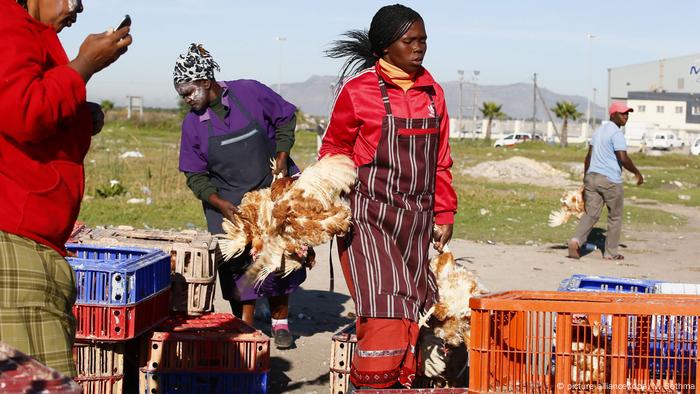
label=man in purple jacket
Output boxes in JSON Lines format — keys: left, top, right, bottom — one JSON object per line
{"left": 174, "top": 43, "right": 310, "bottom": 349}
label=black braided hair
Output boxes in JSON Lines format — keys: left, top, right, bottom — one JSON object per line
{"left": 326, "top": 4, "right": 423, "bottom": 86}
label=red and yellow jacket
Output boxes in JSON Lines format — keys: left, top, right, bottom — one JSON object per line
{"left": 0, "top": 0, "right": 92, "bottom": 255}
{"left": 319, "top": 61, "right": 457, "bottom": 224}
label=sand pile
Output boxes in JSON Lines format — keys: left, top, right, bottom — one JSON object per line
{"left": 462, "top": 156, "right": 575, "bottom": 188}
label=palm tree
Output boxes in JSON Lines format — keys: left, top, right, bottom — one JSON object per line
{"left": 551, "top": 101, "right": 582, "bottom": 147}
{"left": 479, "top": 102, "right": 506, "bottom": 140}
{"left": 100, "top": 100, "right": 115, "bottom": 116}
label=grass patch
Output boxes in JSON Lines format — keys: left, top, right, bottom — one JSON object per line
{"left": 78, "top": 118, "right": 689, "bottom": 243}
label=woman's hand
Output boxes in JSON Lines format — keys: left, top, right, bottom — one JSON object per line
{"left": 70, "top": 27, "right": 132, "bottom": 82}
{"left": 432, "top": 224, "right": 453, "bottom": 253}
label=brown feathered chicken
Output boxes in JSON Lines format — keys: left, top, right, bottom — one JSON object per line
{"left": 548, "top": 187, "right": 585, "bottom": 227}
{"left": 218, "top": 155, "right": 356, "bottom": 285}
{"left": 422, "top": 246, "right": 486, "bottom": 348}
{"left": 570, "top": 316, "right": 609, "bottom": 388}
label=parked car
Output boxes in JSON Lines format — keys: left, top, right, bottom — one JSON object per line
{"left": 494, "top": 132, "right": 532, "bottom": 147}
{"left": 651, "top": 132, "right": 684, "bottom": 150}
{"left": 691, "top": 137, "right": 700, "bottom": 156}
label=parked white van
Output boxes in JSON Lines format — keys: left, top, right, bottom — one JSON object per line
{"left": 652, "top": 132, "right": 684, "bottom": 150}
{"left": 691, "top": 137, "right": 700, "bottom": 156}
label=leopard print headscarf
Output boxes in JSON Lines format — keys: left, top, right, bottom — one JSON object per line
{"left": 173, "top": 43, "right": 220, "bottom": 85}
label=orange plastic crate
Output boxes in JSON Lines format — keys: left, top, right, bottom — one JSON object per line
{"left": 469, "top": 291, "right": 700, "bottom": 393}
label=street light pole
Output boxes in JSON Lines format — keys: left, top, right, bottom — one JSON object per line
{"left": 457, "top": 70, "right": 464, "bottom": 139}
{"left": 586, "top": 33, "right": 596, "bottom": 138}
{"left": 472, "top": 70, "right": 480, "bottom": 139}
{"left": 275, "top": 36, "right": 287, "bottom": 95}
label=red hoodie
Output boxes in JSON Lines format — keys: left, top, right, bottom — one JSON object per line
{"left": 0, "top": 0, "right": 92, "bottom": 255}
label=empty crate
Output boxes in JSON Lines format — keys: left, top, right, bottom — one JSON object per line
{"left": 140, "top": 313, "right": 269, "bottom": 373}
{"left": 74, "top": 288, "right": 170, "bottom": 341}
{"left": 73, "top": 226, "right": 220, "bottom": 314}
{"left": 139, "top": 370, "right": 267, "bottom": 394}
{"left": 66, "top": 243, "right": 171, "bottom": 306}
{"left": 558, "top": 274, "right": 657, "bottom": 294}
{"left": 330, "top": 322, "right": 356, "bottom": 394}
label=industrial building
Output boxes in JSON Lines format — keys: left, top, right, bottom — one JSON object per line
{"left": 608, "top": 53, "right": 700, "bottom": 146}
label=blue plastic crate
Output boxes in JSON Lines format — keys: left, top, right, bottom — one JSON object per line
{"left": 557, "top": 275, "right": 697, "bottom": 379}
{"left": 557, "top": 274, "right": 657, "bottom": 294}
{"left": 140, "top": 371, "right": 267, "bottom": 394}
{"left": 66, "top": 243, "right": 171, "bottom": 306}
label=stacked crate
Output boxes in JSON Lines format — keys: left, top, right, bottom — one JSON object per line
{"left": 0, "top": 341, "right": 82, "bottom": 394}
{"left": 74, "top": 226, "right": 219, "bottom": 315}
{"left": 329, "top": 322, "right": 357, "bottom": 394}
{"left": 138, "top": 313, "right": 270, "bottom": 394}
{"left": 67, "top": 243, "right": 171, "bottom": 393}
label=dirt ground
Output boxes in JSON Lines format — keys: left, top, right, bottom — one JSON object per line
{"left": 213, "top": 200, "right": 700, "bottom": 394}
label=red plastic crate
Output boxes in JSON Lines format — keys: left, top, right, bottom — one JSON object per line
{"left": 140, "top": 313, "right": 269, "bottom": 373}
{"left": 0, "top": 341, "right": 81, "bottom": 394}
{"left": 74, "top": 289, "right": 170, "bottom": 341}
{"left": 74, "top": 374, "right": 123, "bottom": 394}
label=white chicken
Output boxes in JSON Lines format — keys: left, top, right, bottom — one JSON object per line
{"left": 548, "top": 187, "right": 585, "bottom": 227}
{"left": 218, "top": 154, "right": 356, "bottom": 285}
{"left": 423, "top": 246, "right": 486, "bottom": 348}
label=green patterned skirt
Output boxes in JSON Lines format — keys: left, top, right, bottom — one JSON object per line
{"left": 0, "top": 231, "right": 77, "bottom": 377}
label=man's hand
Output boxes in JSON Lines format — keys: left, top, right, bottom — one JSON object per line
{"left": 86, "top": 102, "right": 105, "bottom": 135}
{"left": 208, "top": 193, "right": 238, "bottom": 222}
{"left": 432, "top": 224, "right": 453, "bottom": 253}
{"left": 274, "top": 152, "right": 289, "bottom": 177}
{"left": 635, "top": 172, "right": 644, "bottom": 186}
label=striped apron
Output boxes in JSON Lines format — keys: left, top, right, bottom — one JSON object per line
{"left": 341, "top": 76, "right": 440, "bottom": 387}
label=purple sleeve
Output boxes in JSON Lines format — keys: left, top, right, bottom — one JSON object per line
{"left": 251, "top": 80, "right": 296, "bottom": 139}
{"left": 178, "top": 115, "right": 208, "bottom": 172}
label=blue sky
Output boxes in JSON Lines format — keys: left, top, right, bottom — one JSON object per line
{"left": 59, "top": 0, "right": 699, "bottom": 108}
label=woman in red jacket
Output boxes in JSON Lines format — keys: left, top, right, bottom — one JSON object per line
{"left": 320, "top": 4, "right": 457, "bottom": 389}
{"left": 0, "top": 0, "right": 131, "bottom": 377}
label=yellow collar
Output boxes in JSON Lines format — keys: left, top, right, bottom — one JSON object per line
{"left": 379, "top": 58, "right": 415, "bottom": 92}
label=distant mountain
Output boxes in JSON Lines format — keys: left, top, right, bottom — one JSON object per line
{"left": 279, "top": 75, "right": 605, "bottom": 121}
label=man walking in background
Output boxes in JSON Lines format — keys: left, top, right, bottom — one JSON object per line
{"left": 568, "top": 102, "right": 643, "bottom": 260}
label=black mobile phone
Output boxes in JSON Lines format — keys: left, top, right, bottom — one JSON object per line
{"left": 116, "top": 14, "right": 131, "bottom": 30}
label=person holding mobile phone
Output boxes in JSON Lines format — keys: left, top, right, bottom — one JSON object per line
{"left": 0, "top": 0, "right": 132, "bottom": 377}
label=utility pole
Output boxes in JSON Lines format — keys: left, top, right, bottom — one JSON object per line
{"left": 592, "top": 87, "right": 598, "bottom": 130}
{"left": 532, "top": 73, "right": 537, "bottom": 136}
{"left": 586, "top": 33, "right": 596, "bottom": 138}
{"left": 275, "top": 36, "right": 287, "bottom": 95}
{"left": 457, "top": 70, "right": 464, "bottom": 139}
{"left": 472, "top": 70, "right": 480, "bottom": 139}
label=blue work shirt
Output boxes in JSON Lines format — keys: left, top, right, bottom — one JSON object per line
{"left": 178, "top": 79, "right": 296, "bottom": 173}
{"left": 587, "top": 121, "right": 627, "bottom": 184}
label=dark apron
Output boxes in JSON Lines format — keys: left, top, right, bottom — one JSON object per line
{"left": 344, "top": 76, "right": 440, "bottom": 322}
{"left": 204, "top": 87, "right": 305, "bottom": 301}
{"left": 204, "top": 92, "right": 274, "bottom": 234}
